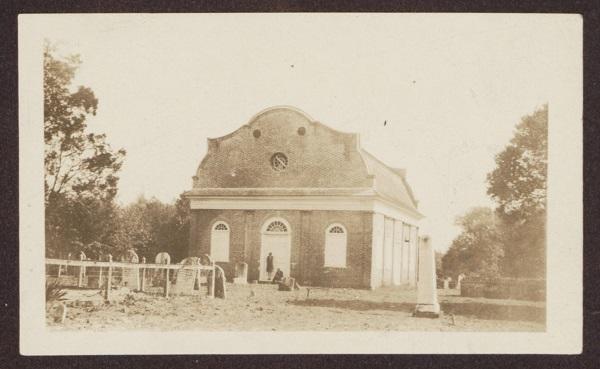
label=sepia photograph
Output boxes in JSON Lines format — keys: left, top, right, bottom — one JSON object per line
{"left": 18, "top": 13, "right": 582, "bottom": 354}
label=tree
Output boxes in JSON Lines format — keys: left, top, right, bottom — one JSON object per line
{"left": 44, "top": 42, "right": 126, "bottom": 257}
{"left": 171, "top": 194, "right": 191, "bottom": 261}
{"left": 435, "top": 251, "right": 443, "bottom": 279}
{"left": 111, "top": 197, "right": 154, "bottom": 258}
{"left": 442, "top": 207, "right": 504, "bottom": 280}
{"left": 487, "top": 105, "right": 547, "bottom": 278}
{"left": 112, "top": 194, "right": 190, "bottom": 262}
{"left": 44, "top": 41, "right": 126, "bottom": 202}
{"left": 487, "top": 105, "right": 547, "bottom": 223}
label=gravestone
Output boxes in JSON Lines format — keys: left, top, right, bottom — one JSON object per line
{"left": 278, "top": 277, "right": 297, "bottom": 291}
{"left": 79, "top": 251, "right": 87, "bottom": 276}
{"left": 180, "top": 256, "right": 201, "bottom": 265}
{"left": 126, "top": 249, "right": 139, "bottom": 263}
{"left": 173, "top": 266, "right": 197, "bottom": 295}
{"left": 197, "top": 254, "right": 214, "bottom": 285}
{"left": 414, "top": 236, "right": 440, "bottom": 318}
{"left": 233, "top": 262, "right": 248, "bottom": 284}
{"left": 199, "top": 254, "right": 213, "bottom": 266}
{"left": 154, "top": 252, "right": 171, "bottom": 286}
{"left": 443, "top": 277, "right": 452, "bottom": 290}
{"left": 155, "top": 252, "right": 171, "bottom": 265}
{"left": 121, "top": 249, "right": 140, "bottom": 291}
{"left": 173, "top": 257, "right": 202, "bottom": 295}
{"left": 207, "top": 265, "right": 226, "bottom": 299}
{"left": 456, "top": 273, "right": 465, "bottom": 291}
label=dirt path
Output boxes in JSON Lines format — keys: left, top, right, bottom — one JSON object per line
{"left": 47, "top": 283, "right": 545, "bottom": 331}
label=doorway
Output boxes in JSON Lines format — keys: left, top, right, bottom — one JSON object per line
{"left": 260, "top": 218, "right": 291, "bottom": 281}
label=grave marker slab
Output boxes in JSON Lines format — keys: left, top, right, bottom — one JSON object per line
{"left": 173, "top": 268, "right": 197, "bottom": 295}
{"left": 233, "top": 262, "right": 248, "bottom": 284}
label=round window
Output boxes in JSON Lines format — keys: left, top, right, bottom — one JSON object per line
{"left": 271, "top": 152, "right": 288, "bottom": 171}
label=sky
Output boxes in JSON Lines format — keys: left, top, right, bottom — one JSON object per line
{"left": 41, "top": 14, "right": 563, "bottom": 252}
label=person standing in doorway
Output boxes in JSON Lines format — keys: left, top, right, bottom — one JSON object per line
{"left": 266, "top": 252, "right": 274, "bottom": 280}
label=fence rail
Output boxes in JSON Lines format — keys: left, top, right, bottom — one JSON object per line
{"left": 45, "top": 256, "right": 217, "bottom": 300}
{"left": 45, "top": 258, "right": 214, "bottom": 271}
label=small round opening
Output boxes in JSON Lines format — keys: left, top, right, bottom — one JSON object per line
{"left": 271, "top": 152, "right": 288, "bottom": 171}
{"left": 297, "top": 127, "right": 306, "bottom": 136}
{"left": 253, "top": 129, "right": 261, "bottom": 138}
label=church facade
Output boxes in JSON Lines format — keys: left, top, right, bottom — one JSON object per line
{"left": 184, "top": 106, "right": 424, "bottom": 289}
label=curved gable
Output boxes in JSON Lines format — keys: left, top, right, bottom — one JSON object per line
{"left": 194, "top": 107, "right": 373, "bottom": 189}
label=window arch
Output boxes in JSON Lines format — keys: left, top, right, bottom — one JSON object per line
{"left": 261, "top": 217, "right": 292, "bottom": 235}
{"left": 266, "top": 220, "right": 288, "bottom": 233}
{"left": 324, "top": 223, "right": 347, "bottom": 267}
{"left": 210, "top": 221, "right": 230, "bottom": 262}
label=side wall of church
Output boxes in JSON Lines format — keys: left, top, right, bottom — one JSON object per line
{"left": 370, "top": 213, "right": 419, "bottom": 289}
{"left": 189, "top": 209, "right": 374, "bottom": 288}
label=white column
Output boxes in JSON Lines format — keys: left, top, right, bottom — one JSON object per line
{"left": 370, "top": 213, "right": 385, "bottom": 289}
{"left": 392, "top": 220, "right": 403, "bottom": 285}
{"left": 408, "top": 225, "right": 418, "bottom": 287}
{"left": 382, "top": 217, "right": 394, "bottom": 286}
{"left": 400, "top": 223, "right": 410, "bottom": 285}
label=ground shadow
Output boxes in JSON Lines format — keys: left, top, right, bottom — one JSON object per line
{"left": 291, "top": 298, "right": 416, "bottom": 313}
{"left": 290, "top": 298, "right": 545, "bottom": 323}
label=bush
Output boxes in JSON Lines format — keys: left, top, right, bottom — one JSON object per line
{"left": 461, "top": 277, "right": 545, "bottom": 301}
{"left": 46, "top": 280, "right": 67, "bottom": 302}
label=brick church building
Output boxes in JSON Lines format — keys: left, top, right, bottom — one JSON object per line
{"left": 184, "top": 106, "right": 424, "bottom": 289}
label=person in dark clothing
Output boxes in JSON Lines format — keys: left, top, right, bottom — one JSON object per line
{"left": 272, "top": 268, "right": 284, "bottom": 284}
{"left": 266, "top": 252, "right": 274, "bottom": 279}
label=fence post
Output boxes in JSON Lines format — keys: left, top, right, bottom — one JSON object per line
{"left": 57, "top": 263, "right": 62, "bottom": 278}
{"left": 140, "top": 257, "right": 146, "bottom": 292}
{"left": 164, "top": 267, "right": 170, "bottom": 298}
{"left": 81, "top": 251, "right": 87, "bottom": 277}
{"left": 194, "top": 260, "right": 200, "bottom": 294}
{"left": 66, "top": 253, "right": 71, "bottom": 273}
{"left": 78, "top": 253, "right": 84, "bottom": 287}
{"left": 104, "top": 254, "right": 113, "bottom": 301}
{"left": 98, "top": 264, "right": 103, "bottom": 289}
{"left": 210, "top": 261, "right": 216, "bottom": 299}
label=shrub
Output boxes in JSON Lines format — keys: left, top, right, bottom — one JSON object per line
{"left": 46, "top": 280, "right": 67, "bottom": 302}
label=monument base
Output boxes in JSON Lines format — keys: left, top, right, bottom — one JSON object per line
{"left": 413, "top": 303, "right": 441, "bottom": 318}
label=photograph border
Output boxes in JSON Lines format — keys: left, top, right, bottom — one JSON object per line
{"left": 1, "top": 0, "right": 597, "bottom": 367}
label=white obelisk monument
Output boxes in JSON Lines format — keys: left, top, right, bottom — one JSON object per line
{"left": 414, "top": 236, "right": 441, "bottom": 318}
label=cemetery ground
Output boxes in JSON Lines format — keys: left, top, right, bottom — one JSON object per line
{"left": 47, "top": 283, "right": 545, "bottom": 331}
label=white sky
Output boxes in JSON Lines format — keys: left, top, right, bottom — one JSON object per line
{"left": 42, "top": 14, "right": 562, "bottom": 252}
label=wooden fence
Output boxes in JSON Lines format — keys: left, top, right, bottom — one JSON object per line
{"left": 45, "top": 256, "right": 217, "bottom": 300}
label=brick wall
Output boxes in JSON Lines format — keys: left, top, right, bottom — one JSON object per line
{"left": 189, "top": 209, "right": 373, "bottom": 289}
{"left": 193, "top": 108, "right": 372, "bottom": 189}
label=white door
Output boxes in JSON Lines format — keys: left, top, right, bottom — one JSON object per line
{"left": 260, "top": 219, "right": 291, "bottom": 281}
{"left": 210, "top": 221, "right": 230, "bottom": 262}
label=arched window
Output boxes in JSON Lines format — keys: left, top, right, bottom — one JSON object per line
{"left": 210, "top": 221, "right": 230, "bottom": 262}
{"left": 324, "top": 223, "right": 347, "bottom": 267}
